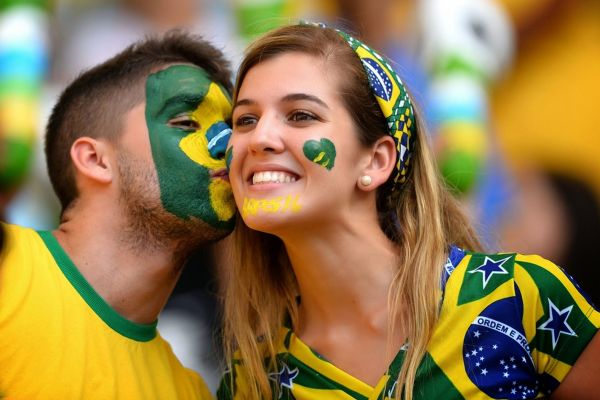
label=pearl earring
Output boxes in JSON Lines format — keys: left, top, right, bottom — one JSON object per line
{"left": 359, "top": 175, "right": 372, "bottom": 186}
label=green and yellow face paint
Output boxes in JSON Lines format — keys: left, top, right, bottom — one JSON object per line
{"left": 145, "top": 64, "right": 235, "bottom": 230}
{"left": 303, "top": 138, "right": 336, "bottom": 170}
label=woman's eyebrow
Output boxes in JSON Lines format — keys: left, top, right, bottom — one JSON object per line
{"left": 281, "top": 93, "right": 329, "bottom": 109}
{"left": 234, "top": 93, "right": 329, "bottom": 110}
{"left": 234, "top": 98, "right": 255, "bottom": 109}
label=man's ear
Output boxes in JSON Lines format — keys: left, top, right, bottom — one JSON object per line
{"left": 70, "top": 137, "right": 114, "bottom": 184}
{"left": 358, "top": 135, "right": 397, "bottom": 192}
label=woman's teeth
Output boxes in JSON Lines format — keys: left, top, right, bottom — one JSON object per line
{"left": 252, "top": 171, "right": 297, "bottom": 184}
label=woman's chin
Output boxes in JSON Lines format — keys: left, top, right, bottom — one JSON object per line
{"left": 241, "top": 213, "right": 290, "bottom": 235}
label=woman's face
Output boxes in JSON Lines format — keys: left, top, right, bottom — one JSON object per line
{"left": 228, "top": 52, "right": 371, "bottom": 234}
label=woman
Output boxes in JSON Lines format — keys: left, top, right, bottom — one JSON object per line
{"left": 218, "top": 23, "right": 600, "bottom": 399}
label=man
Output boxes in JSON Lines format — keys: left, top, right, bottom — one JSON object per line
{"left": 0, "top": 31, "right": 236, "bottom": 399}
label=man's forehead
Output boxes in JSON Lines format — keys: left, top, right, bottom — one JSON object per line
{"left": 149, "top": 63, "right": 210, "bottom": 81}
{"left": 146, "top": 64, "right": 215, "bottom": 99}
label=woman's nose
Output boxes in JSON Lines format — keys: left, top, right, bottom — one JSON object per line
{"left": 248, "top": 115, "right": 284, "bottom": 154}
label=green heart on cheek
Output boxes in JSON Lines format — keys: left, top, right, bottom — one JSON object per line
{"left": 303, "top": 138, "right": 336, "bottom": 170}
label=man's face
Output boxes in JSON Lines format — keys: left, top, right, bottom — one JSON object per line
{"left": 144, "top": 64, "right": 235, "bottom": 232}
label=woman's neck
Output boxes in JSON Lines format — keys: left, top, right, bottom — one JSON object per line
{"left": 283, "top": 218, "right": 399, "bottom": 333}
{"left": 281, "top": 218, "right": 405, "bottom": 385}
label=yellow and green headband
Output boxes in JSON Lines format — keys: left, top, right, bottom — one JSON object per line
{"left": 306, "top": 22, "right": 417, "bottom": 188}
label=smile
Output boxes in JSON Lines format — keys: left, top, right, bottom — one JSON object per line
{"left": 252, "top": 171, "right": 297, "bottom": 185}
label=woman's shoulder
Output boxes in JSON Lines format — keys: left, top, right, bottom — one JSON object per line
{"left": 442, "top": 246, "right": 597, "bottom": 313}
{"left": 444, "top": 246, "right": 580, "bottom": 286}
{"left": 441, "top": 246, "right": 519, "bottom": 293}
{"left": 433, "top": 247, "right": 599, "bottom": 398}
{"left": 442, "top": 246, "right": 600, "bottom": 340}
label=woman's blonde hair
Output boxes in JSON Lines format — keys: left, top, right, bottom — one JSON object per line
{"left": 222, "top": 23, "right": 482, "bottom": 399}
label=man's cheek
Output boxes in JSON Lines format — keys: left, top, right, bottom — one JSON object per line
{"left": 209, "top": 179, "right": 236, "bottom": 222}
{"left": 178, "top": 131, "right": 221, "bottom": 170}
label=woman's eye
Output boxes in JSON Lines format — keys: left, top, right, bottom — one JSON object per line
{"left": 234, "top": 115, "right": 258, "bottom": 127}
{"left": 289, "top": 111, "right": 317, "bottom": 122}
{"left": 169, "top": 115, "right": 200, "bottom": 131}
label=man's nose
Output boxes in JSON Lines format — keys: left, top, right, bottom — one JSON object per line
{"left": 206, "top": 121, "right": 231, "bottom": 159}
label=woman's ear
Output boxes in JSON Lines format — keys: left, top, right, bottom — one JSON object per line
{"left": 357, "top": 135, "right": 396, "bottom": 191}
{"left": 70, "top": 137, "right": 114, "bottom": 184}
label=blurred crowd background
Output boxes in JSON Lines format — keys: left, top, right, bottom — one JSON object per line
{"left": 1, "top": 0, "right": 599, "bottom": 392}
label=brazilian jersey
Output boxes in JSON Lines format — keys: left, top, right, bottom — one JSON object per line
{"left": 217, "top": 247, "right": 600, "bottom": 399}
{"left": 0, "top": 224, "right": 213, "bottom": 399}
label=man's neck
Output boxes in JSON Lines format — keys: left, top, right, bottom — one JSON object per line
{"left": 53, "top": 217, "right": 186, "bottom": 324}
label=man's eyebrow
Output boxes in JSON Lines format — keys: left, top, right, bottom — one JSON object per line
{"left": 156, "top": 92, "right": 204, "bottom": 114}
{"left": 234, "top": 93, "right": 329, "bottom": 109}
{"left": 164, "top": 92, "right": 204, "bottom": 106}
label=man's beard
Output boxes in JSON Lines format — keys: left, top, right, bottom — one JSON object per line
{"left": 116, "top": 153, "right": 229, "bottom": 255}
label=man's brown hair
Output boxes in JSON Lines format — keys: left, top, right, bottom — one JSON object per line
{"left": 45, "top": 30, "right": 233, "bottom": 214}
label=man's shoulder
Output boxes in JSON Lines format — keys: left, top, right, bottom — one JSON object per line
{"left": 1, "top": 222, "right": 37, "bottom": 237}
{"left": 0, "top": 223, "right": 45, "bottom": 263}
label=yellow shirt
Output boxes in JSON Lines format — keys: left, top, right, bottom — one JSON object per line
{"left": 0, "top": 223, "right": 213, "bottom": 399}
